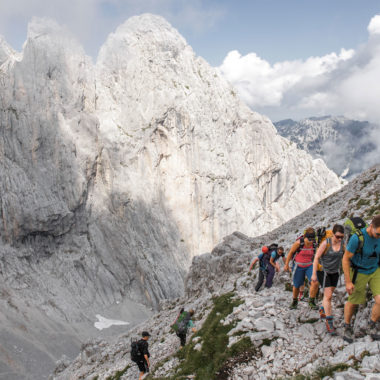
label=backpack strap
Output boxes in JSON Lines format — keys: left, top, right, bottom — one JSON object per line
{"left": 351, "top": 230, "right": 365, "bottom": 284}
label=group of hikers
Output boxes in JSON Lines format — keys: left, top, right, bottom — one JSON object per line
{"left": 131, "top": 214, "right": 380, "bottom": 379}
{"left": 249, "top": 215, "right": 380, "bottom": 341}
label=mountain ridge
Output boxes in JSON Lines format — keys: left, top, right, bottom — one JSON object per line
{"left": 1, "top": 14, "right": 342, "bottom": 379}
{"left": 53, "top": 164, "right": 380, "bottom": 380}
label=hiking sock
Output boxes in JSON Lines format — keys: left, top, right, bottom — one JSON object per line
{"left": 325, "top": 316, "right": 336, "bottom": 335}
{"left": 343, "top": 323, "right": 354, "bottom": 343}
{"left": 308, "top": 297, "right": 318, "bottom": 310}
{"left": 368, "top": 320, "right": 380, "bottom": 340}
{"left": 319, "top": 306, "right": 326, "bottom": 319}
{"left": 298, "top": 291, "right": 304, "bottom": 301}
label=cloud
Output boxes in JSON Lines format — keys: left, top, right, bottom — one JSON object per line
{"left": 368, "top": 14, "right": 380, "bottom": 35}
{"left": 0, "top": 0, "right": 225, "bottom": 57}
{"left": 219, "top": 14, "right": 380, "bottom": 125}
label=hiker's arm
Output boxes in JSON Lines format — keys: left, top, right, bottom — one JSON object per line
{"left": 284, "top": 241, "right": 299, "bottom": 271}
{"left": 189, "top": 319, "right": 196, "bottom": 333}
{"left": 342, "top": 249, "right": 354, "bottom": 295}
{"left": 144, "top": 354, "right": 150, "bottom": 366}
{"left": 249, "top": 257, "right": 259, "bottom": 271}
{"left": 311, "top": 242, "right": 326, "bottom": 281}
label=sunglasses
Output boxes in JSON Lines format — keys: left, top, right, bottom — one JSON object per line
{"left": 334, "top": 234, "right": 344, "bottom": 240}
{"left": 305, "top": 233, "right": 315, "bottom": 240}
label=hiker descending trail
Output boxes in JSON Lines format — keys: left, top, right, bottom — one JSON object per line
{"left": 171, "top": 309, "right": 196, "bottom": 348}
{"left": 284, "top": 228, "right": 319, "bottom": 310}
{"left": 343, "top": 215, "right": 380, "bottom": 343}
{"left": 311, "top": 224, "right": 345, "bottom": 335}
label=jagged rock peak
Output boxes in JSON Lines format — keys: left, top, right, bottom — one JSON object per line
{"left": 0, "top": 35, "right": 17, "bottom": 65}
{"left": 106, "top": 13, "right": 187, "bottom": 45}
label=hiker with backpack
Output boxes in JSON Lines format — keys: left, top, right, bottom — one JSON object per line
{"left": 284, "top": 227, "right": 319, "bottom": 310}
{"left": 249, "top": 246, "right": 274, "bottom": 291}
{"left": 269, "top": 245, "right": 286, "bottom": 273}
{"left": 311, "top": 224, "right": 345, "bottom": 335}
{"left": 342, "top": 215, "right": 380, "bottom": 343}
{"left": 131, "top": 331, "right": 151, "bottom": 380}
{"left": 171, "top": 309, "right": 196, "bottom": 348}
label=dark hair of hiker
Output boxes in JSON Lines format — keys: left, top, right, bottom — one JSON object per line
{"left": 304, "top": 227, "right": 315, "bottom": 235}
{"left": 332, "top": 224, "right": 344, "bottom": 234}
{"left": 189, "top": 309, "right": 194, "bottom": 316}
{"left": 372, "top": 214, "right": 380, "bottom": 228}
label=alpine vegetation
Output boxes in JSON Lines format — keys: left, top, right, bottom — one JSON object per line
{"left": 53, "top": 165, "right": 379, "bottom": 379}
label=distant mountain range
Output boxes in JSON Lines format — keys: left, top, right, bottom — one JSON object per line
{"left": 274, "top": 116, "right": 380, "bottom": 179}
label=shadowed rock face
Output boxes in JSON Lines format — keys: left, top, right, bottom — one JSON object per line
{"left": 0, "top": 14, "right": 341, "bottom": 379}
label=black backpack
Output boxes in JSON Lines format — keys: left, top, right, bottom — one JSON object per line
{"left": 268, "top": 243, "right": 279, "bottom": 259}
{"left": 130, "top": 339, "right": 143, "bottom": 362}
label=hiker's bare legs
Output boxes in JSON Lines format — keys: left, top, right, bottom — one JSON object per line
{"left": 309, "top": 280, "right": 319, "bottom": 298}
{"left": 322, "top": 287, "right": 335, "bottom": 316}
{"left": 293, "top": 287, "right": 300, "bottom": 299}
{"left": 139, "top": 371, "right": 144, "bottom": 380}
{"left": 344, "top": 301, "right": 357, "bottom": 324}
{"left": 371, "top": 294, "right": 380, "bottom": 322}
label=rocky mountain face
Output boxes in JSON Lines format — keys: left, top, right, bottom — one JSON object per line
{"left": 274, "top": 116, "right": 380, "bottom": 180}
{"left": 0, "top": 15, "right": 342, "bottom": 379}
{"left": 53, "top": 165, "right": 380, "bottom": 380}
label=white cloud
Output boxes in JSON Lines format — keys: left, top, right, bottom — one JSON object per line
{"left": 0, "top": 0, "right": 224, "bottom": 56}
{"left": 219, "top": 14, "right": 380, "bottom": 125}
{"left": 368, "top": 14, "right": 380, "bottom": 36}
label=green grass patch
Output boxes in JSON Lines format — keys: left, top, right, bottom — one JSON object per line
{"left": 148, "top": 292, "right": 252, "bottom": 380}
{"left": 281, "top": 363, "right": 350, "bottom": 379}
{"left": 356, "top": 198, "right": 370, "bottom": 207}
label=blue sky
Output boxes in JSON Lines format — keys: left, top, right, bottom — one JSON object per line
{"left": 1, "top": 1, "right": 380, "bottom": 123}
{"left": 0, "top": 0, "right": 379, "bottom": 65}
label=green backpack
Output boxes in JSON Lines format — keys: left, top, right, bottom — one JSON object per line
{"left": 343, "top": 216, "right": 368, "bottom": 283}
{"left": 171, "top": 310, "right": 188, "bottom": 333}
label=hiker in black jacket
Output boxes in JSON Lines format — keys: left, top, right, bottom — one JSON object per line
{"left": 137, "top": 331, "right": 150, "bottom": 380}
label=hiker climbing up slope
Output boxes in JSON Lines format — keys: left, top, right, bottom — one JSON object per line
{"left": 131, "top": 331, "right": 151, "bottom": 380}
{"left": 284, "top": 227, "right": 319, "bottom": 310}
{"left": 311, "top": 224, "right": 345, "bottom": 335}
{"left": 249, "top": 246, "right": 273, "bottom": 291}
{"left": 171, "top": 309, "right": 196, "bottom": 348}
{"left": 343, "top": 214, "right": 380, "bottom": 343}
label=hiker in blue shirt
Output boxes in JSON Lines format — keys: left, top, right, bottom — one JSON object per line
{"left": 249, "top": 246, "right": 276, "bottom": 291}
{"left": 269, "top": 245, "right": 285, "bottom": 286}
{"left": 342, "top": 214, "right": 380, "bottom": 343}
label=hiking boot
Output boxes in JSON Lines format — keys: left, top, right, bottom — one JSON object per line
{"left": 308, "top": 298, "right": 318, "bottom": 310}
{"left": 325, "top": 317, "right": 337, "bottom": 336}
{"left": 368, "top": 320, "right": 380, "bottom": 340}
{"left": 319, "top": 306, "right": 326, "bottom": 319}
{"left": 343, "top": 324, "right": 354, "bottom": 343}
{"left": 290, "top": 299, "right": 298, "bottom": 309}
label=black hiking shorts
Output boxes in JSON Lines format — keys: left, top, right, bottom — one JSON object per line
{"left": 137, "top": 360, "right": 149, "bottom": 373}
{"left": 317, "top": 271, "right": 339, "bottom": 288}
